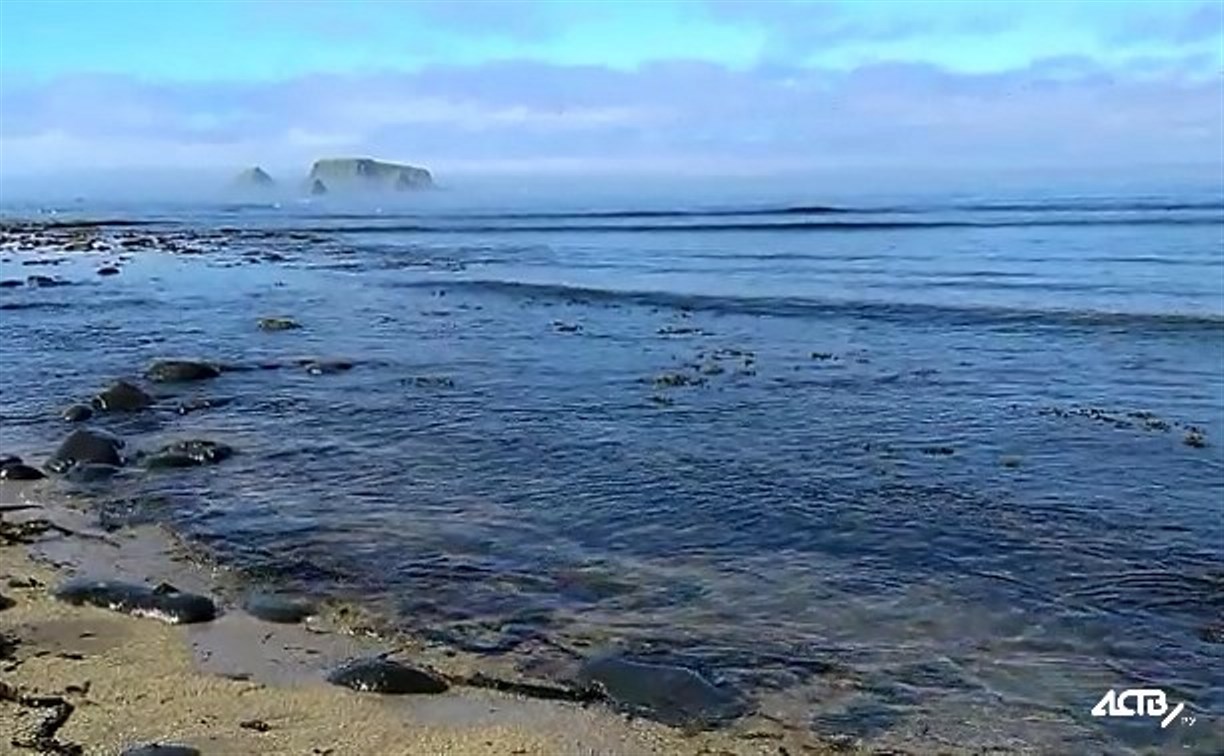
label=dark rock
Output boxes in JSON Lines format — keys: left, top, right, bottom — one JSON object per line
{"left": 243, "top": 592, "right": 316, "bottom": 624}
{"left": 0, "top": 594, "right": 13, "bottom": 610}
{"left": 146, "top": 360, "right": 221, "bottom": 383}
{"left": 411, "top": 376, "right": 455, "bottom": 389}
{"left": 0, "top": 454, "right": 22, "bottom": 467}
{"left": 143, "top": 453, "right": 199, "bottom": 470}
{"left": 1199, "top": 622, "right": 1224, "bottom": 644}
{"left": 577, "top": 656, "right": 746, "bottom": 728}
{"left": 1184, "top": 429, "right": 1208, "bottom": 448}
{"left": 46, "top": 428, "right": 124, "bottom": 473}
{"left": 92, "top": 380, "right": 154, "bottom": 412}
{"left": 553, "top": 321, "right": 582, "bottom": 333}
{"left": 654, "top": 372, "right": 705, "bottom": 388}
{"left": 97, "top": 266, "right": 121, "bottom": 276}
{"left": 239, "top": 719, "right": 271, "bottom": 732}
{"left": 120, "top": 744, "right": 201, "bottom": 756}
{"left": 26, "top": 274, "right": 66, "bottom": 287}
{"left": 175, "top": 396, "right": 233, "bottom": 415}
{"left": 657, "top": 325, "right": 705, "bottom": 336}
{"left": 143, "top": 440, "right": 233, "bottom": 470}
{"left": 61, "top": 404, "right": 94, "bottom": 422}
{"left": 258, "top": 317, "right": 301, "bottom": 331}
{"left": 919, "top": 446, "right": 955, "bottom": 456}
{"left": 0, "top": 463, "right": 47, "bottom": 481}
{"left": 303, "top": 359, "right": 353, "bottom": 376}
{"left": 326, "top": 657, "right": 449, "bottom": 694}
{"left": 0, "top": 278, "right": 22, "bottom": 288}
{"left": 54, "top": 578, "right": 217, "bottom": 624}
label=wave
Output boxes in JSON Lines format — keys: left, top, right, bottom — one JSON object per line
{"left": 388, "top": 279, "right": 1224, "bottom": 332}
{"left": 313, "top": 217, "right": 1223, "bottom": 235}
{"left": 302, "top": 205, "right": 858, "bottom": 222}
{"left": 296, "top": 198, "right": 1222, "bottom": 223}
{"left": 955, "top": 199, "right": 1224, "bottom": 213}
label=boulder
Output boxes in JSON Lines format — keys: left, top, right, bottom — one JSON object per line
{"left": 308, "top": 157, "right": 433, "bottom": 192}
{"left": 243, "top": 592, "right": 316, "bottom": 624}
{"left": 46, "top": 428, "right": 124, "bottom": 473}
{"left": 326, "top": 657, "right": 449, "bottom": 694}
{"left": 146, "top": 360, "right": 220, "bottom": 383}
{"left": 0, "top": 462, "right": 45, "bottom": 481}
{"left": 577, "top": 656, "right": 746, "bottom": 728}
{"left": 61, "top": 403, "right": 94, "bottom": 422}
{"left": 54, "top": 578, "right": 217, "bottom": 624}
{"left": 93, "top": 380, "right": 154, "bottom": 411}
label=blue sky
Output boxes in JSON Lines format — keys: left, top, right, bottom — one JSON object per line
{"left": 1, "top": 0, "right": 1221, "bottom": 179}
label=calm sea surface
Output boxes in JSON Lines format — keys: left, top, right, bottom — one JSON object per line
{"left": 2, "top": 187, "right": 1222, "bottom": 752}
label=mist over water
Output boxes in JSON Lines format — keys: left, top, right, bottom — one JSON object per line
{"left": 1, "top": 184, "right": 1222, "bottom": 752}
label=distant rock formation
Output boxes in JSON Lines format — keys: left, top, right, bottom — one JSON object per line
{"left": 231, "top": 166, "right": 276, "bottom": 189}
{"left": 308, "top": 158, "right": 433, "bottom": 192}
{"left": 308, "top": 178, "right": 328, "bottom": 196}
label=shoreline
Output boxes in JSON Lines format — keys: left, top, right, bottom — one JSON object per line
{"left": 0, "top": 480, "right": 815, "bottom": 755}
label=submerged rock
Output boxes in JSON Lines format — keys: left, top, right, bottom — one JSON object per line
{"left": 577, "top": 656, "right": 747, "bottom": 728}
{"left": 326, "top": 657, "right": 449, "bottom": 694}
{"left": 243, "top": 592, "right": 316, "bottom": 624}
{"left": 146, "top": 360, "right": 221, "bottom": 383}
{"left": 46, "top": 428, "right": 124, "bottom": 473}
{"left": 120, "top": 743, "right": 201, "bottom": 756}
{"left": 175, "top": 396, "right": 233, "bottom": 415}
{"left": 302, "top": 359, "right": 353, "bottom": 376}
{"left": 54, "top": 578, "right": 217, "bottom": 624}
{"left": 61, "top": 403, "right": 94, "bottom": 422}
{"left": 93, "top": 379, "right": 154, "bottom": 412}
{"left": 257, "top": 316, "right": 301, "bottom": 331}
{"left": 97, "top": 265, "right": 121, "bottom": 276}
{"left": 1185, "top": 428, "right": 1208, "bottom": 448}
{"left": 144, "top": 440, "right": 233, "bottom": 469}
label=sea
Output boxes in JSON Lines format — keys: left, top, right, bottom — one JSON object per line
{"left": 1, "top": 182, "right": 1222, "bottom": 753}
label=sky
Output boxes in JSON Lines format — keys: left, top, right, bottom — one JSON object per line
{"left": 0, "top": 0, "right": 1221, "bottom": 185}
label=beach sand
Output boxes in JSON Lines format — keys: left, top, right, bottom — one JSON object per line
{"left": 0, "top": 484, "right": 807, "bottom": 755}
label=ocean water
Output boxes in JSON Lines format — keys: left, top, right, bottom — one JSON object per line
{"left": 1, "top": 187, "right": 1222, "bottom": 752}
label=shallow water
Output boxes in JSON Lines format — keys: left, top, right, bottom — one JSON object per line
{"left": 2, "top": 189, "right": 1222, "bottom": 752}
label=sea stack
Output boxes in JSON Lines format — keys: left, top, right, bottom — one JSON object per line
{"left": 308, "top": 157, "right": 433, "bottom": 192}
{"left": 230, "top": 166, "right": 276, "bottom": 190}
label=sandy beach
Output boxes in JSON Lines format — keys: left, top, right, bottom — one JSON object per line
{"left": 0, "top": 482, "right": 813, "bottom": 756}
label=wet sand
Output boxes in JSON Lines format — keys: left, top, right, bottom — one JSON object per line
{"left": 0, "top": 483, "right": 815, "bottom": 755}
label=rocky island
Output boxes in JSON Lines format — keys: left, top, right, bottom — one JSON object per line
{"left": 306, "top": 158, "right": 433, "bottom": 195}
{"left": 229, "top": 166, "right": 276, "bottom": 191}
{"left": 226, "top": 158, "right": 434, "bottom": 197}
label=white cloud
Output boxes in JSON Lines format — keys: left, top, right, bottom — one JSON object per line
{"left": 0, "top": 60, "right": 1219, "bottom": 181}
